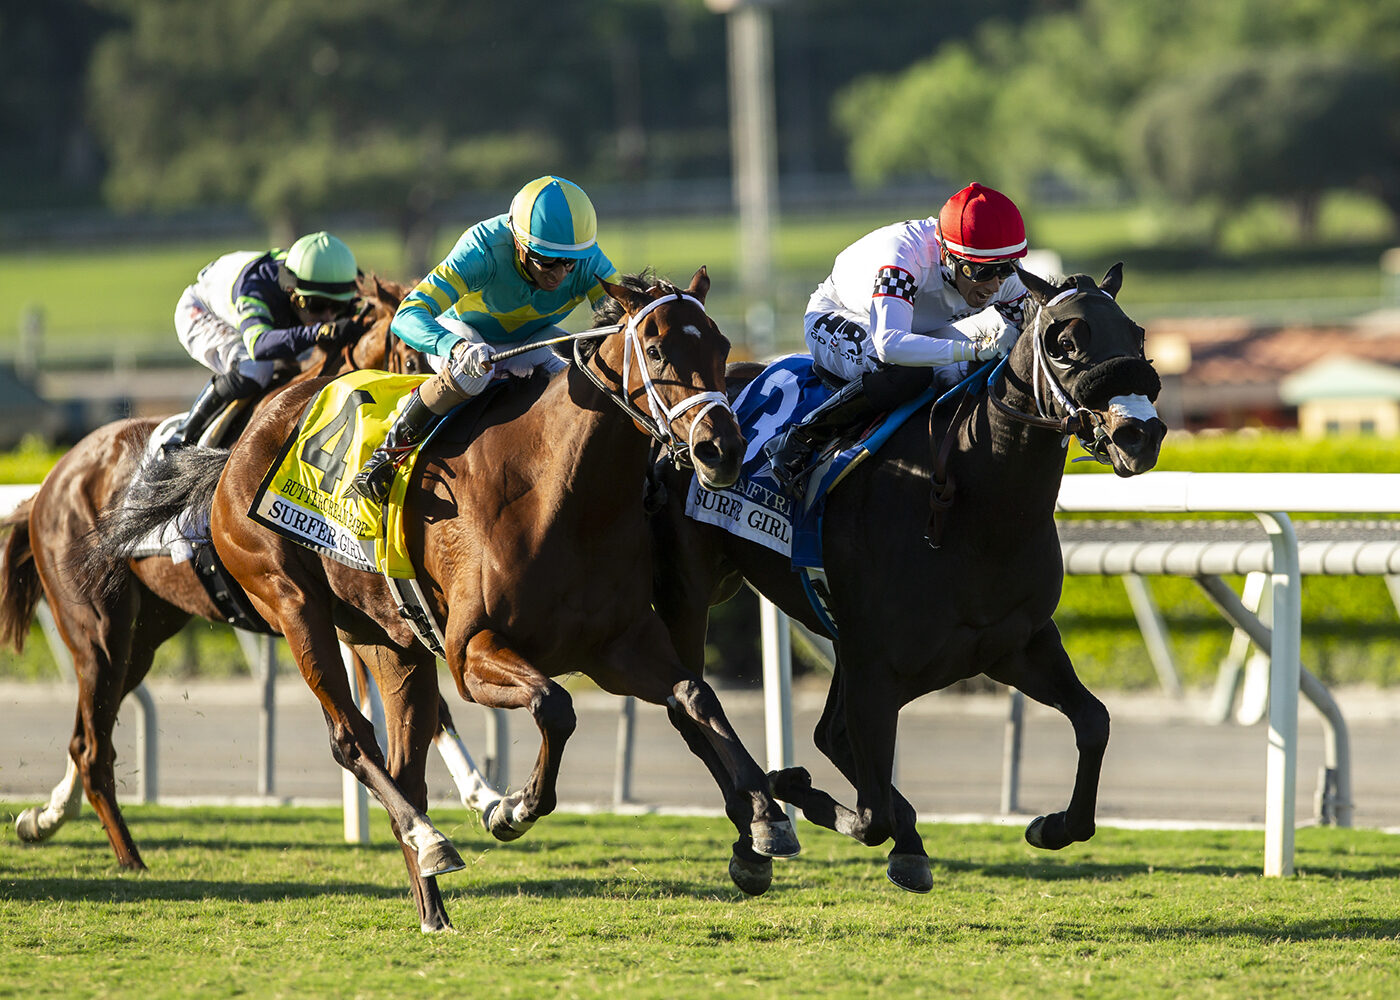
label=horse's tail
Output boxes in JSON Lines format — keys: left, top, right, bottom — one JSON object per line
{"left": 0, "top": 495, "right": 41, "bottom": 653}
{"left": 81, "top": 446, "right": 233, "bottom": 599}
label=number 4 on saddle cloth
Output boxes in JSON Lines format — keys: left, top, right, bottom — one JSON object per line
{"left": 684, "top": 354, "right": 941, "bottom": 636}
{"left": 247, "top": 369, "right": 448, "bottom": 651}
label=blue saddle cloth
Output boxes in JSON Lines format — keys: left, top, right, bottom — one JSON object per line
{"left": 684, "top": 354, "right": 937, "bottom": 570}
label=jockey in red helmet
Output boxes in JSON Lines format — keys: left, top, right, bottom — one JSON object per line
{"left": 764, "top": 182, "right": 1034, "bottom": 494}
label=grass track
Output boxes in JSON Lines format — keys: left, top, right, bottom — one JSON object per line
{"left": 2, "top": 806, "right": 1398, "bottom": 999}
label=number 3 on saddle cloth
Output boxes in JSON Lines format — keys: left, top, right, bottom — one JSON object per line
{"left": 683, "top": 354, "right": 936, "bottom": 637}
{"left": 247, "top": 368, "right": 447, "bottom": 654}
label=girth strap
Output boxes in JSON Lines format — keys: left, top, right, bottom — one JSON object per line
{"left": 191, "top": 541, "right": 277, "bottom": 635}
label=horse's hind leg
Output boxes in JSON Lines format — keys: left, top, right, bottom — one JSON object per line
{"left": 21, "top": 585, "right": 177, "bottom": 870}
{"left": 455, "top": 629, "right": 575, "bottom": 842}
{"left": 987, "top": 622, "right": 1108, "bottom": 851}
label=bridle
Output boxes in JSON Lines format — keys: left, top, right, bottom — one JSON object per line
{"left": 573, "top": 291, "right": 734, "bottom": 470}
{"left": 926, "top": 282, "right": 1150, "bottom": 545}
{"left": 987, "top": 285, "right": 1144, "bottom": 467}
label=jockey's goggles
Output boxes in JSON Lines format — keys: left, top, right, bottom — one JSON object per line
{"left": 523, "top": 250, "right": 577, "bottom": 273}
{"left": 293, "top": 292, "right": 357, "bottom": 317}
{"left": 950, "top": 255, "right": 1017, "bottom": 283}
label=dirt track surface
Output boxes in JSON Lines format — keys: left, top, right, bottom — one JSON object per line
{"left": 4, "top": 678, "right": 1399, "bottom": 832}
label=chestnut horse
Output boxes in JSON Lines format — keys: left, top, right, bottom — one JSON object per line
{"left": 91, "top": 269, "right": 799, "bottom": 931}
{"left": 0, "top": 276, "right": 426, "bottom": 870}
{"left": 650, "top": 265, "right": 1167, "bottom": 893}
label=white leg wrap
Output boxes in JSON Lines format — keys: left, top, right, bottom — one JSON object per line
{"left": 16, "top": 757, "right": 83, "bottom": 842}
{"left": 433, "top": 727, "right": 502, "bottom": 815}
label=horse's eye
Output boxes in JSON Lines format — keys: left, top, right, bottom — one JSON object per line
{"left": 646, "top": 344, "right": 663, "bottom": 363}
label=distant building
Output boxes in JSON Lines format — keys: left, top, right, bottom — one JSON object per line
{"left": 1279, "top": 357, "right": 1400, "bottom": 437}
{"left": 1145, "top": 315, "right": 1400, "bottom": 434}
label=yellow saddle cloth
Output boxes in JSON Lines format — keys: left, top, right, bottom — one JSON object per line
{"left": 248, "top": 368, "right": 431, "bottom": 578}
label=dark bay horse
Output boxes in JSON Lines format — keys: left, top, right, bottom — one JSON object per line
{"left": 91, "top": 269, "right": 799, "bottom": 931}
{"left": 651, "top": 265, "right": 1167, "bottom": 893}
{"left": 0, "top": 276, "right": 426, "bottom": 870}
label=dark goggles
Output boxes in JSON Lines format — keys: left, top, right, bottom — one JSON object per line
{"left": 950, "top": 256, "right": 1017, "bottom": 283}
{"left": 293, "top": 292, "right": 357, "bottom": 317}
{"left": 524, "top": 250, "right": 576, "bottom": 273}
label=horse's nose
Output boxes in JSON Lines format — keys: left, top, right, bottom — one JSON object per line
{"left": 1110, "top": 418, "right": 1166, "bottom": 458}
{"left": 692, "top": 438, "right": 743, "bottom": 489}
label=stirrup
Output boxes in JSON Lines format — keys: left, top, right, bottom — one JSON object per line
{"left": 349, "top": 455, "right": 399, "bottom": 504}
{"left": 762, "top": 432, "right": 812, "bottom": 492}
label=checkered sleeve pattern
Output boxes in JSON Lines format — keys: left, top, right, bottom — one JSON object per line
{"left": 872, "top": 265, "right": 917, "bottom": 303}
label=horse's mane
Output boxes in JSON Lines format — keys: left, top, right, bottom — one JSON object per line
{"left": 591, "top": 269, "right": 680, "bottom": 326}
{"left": 359, "top": 272, "right": 411, "bottom": 320}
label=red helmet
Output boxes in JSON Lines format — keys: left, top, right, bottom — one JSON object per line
{"left": 937, "top": 183, "right": 1027, "bottom": 262}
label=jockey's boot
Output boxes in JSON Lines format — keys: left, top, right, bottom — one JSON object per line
{"left": 348, "top": 390, "right": 441, "bottom": 505}
{"left": 166, "top": 375, "right": 238, "bottom": 449}
{"left": 762, "top": 379, "right": 875, "bottom": 494}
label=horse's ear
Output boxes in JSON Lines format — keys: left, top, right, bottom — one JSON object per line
{"left": 1100, "top": 262, "right": 1124, "bottom": 299}
{"left": 1016, "top": 265, "right": 1058, "bottom": 305}
{"left": 598, "top": 276, "right": 649, "bottom": 315}
{"left": 686, "top": 266, "right": 710, "bottom": 305}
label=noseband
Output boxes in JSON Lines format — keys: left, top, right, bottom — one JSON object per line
{"left": 574, "top": 291, "right": 734, "bottom": 469}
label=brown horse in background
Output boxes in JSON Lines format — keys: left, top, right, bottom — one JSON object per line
{"left": 91, "top": 269, "right": 799, "bottom": 931}
{"left": 0, "top": 276, "right": 426, "bottom": 870}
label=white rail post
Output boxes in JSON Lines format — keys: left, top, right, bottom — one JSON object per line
{"left": 759, "top": 597, "right": 796, "bottom": 826}
{"left": 1256, "top": 512, "right": 1300, "bottom": 877}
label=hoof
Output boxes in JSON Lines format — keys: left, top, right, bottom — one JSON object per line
{"left": 14, "top": 807, "right": 47, "bottom": 843}
{"left": 1025, "top": 813, "right": 1086, "bottom": 851}
{"left": 417, "top": 839, "right": 466, "bottom": 878}
{"left": 483, "top": 798, "right": 535, "bottom": 843}
{"left": 728, "top": 853, "right": 773, "bottom": 896}
{"left": 886, "top": 853, "right": 933, "bottom": 894}
{"left": 767, "top": 766, "right": 811, "bottom": 802}
{"left": 750, "top": 817, "right": 801, "bottom": 859}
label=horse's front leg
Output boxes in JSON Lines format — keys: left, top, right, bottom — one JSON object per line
{"left": 600, "top": 621, "right": 800, "bottom": 896}
{"left": 358, "top": 642, "right": 455, "bottom": 933}
{"left": 456, "top": 629, "right": 575, "bottom": 842}
{"left": 987, "top": 621, "right": 1108, "bottom": 851}
{"left": 783, "top": 665, "right": 931, "bottom": 893}
{"left": 267, "top": 595, "right": 465, "bottom": 884}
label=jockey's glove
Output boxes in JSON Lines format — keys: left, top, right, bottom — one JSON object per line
{"left": 314, "top": 316, "right": 360, "bottom": 347}
{"left": 450, "top": 339, "right": 495, "bottom": 379}
{"left": 951, "top": 310, "right": 1020, "bottom": 361}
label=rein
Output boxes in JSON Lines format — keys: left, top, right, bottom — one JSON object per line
{"left": 924, "top": 285, "right": 1135, "bottom": 546}
{"left": 987, "top": 287, "right": 1129, "bottom": 465}
{"left": 571, "top": 292, "right": 733, "bottom": 469}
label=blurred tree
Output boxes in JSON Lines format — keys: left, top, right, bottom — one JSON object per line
{"left": 833, "top": 0, "right": 1400, "bottom": 217}
{"left": 85, "top": 0, "right": 589, "bottom": 263}
{"left": 1124, "top": 53, "right": 1400, "bottom": 240}
{"left": 0, "top": 1, "right": 118, "bottom": 209}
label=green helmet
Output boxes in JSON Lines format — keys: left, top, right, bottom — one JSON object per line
{"left": 283, "top": 231, "right": 358, "bottom": 301}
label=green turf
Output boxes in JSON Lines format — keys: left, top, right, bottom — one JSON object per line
{"left": 1, "top": 806, "right": 1397, "bottom": 999}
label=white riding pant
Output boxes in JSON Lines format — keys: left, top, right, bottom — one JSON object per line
{"left": 173, "top": 284, "right": 278, "bottom": 388}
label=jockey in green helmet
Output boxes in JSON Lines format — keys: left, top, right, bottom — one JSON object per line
{"left": 168, "top": 231, "right": 363, "bottom": 448}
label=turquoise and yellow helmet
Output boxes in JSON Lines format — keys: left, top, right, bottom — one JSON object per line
{"left": 508, "top": 176, "right": 598, "bottom": 259}
{"left": 284, "top": 231, "right": 359, "bottom": 301}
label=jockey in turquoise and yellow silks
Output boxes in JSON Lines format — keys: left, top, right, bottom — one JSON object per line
{"left": 349, "top": 175, "right": 620, "bottom": 506}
